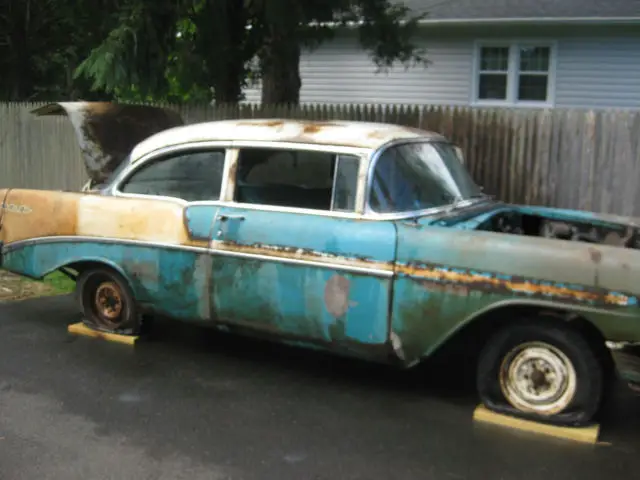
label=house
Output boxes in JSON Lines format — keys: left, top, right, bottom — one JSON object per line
{"left": 243, "top": 0, "right": 640, "bottom": 109}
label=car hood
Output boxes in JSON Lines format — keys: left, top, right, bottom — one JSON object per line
{"left": 420, "top": 201, "right": 640, "bottom": 247}
{"left": 31, "top": 102, "right": 184, "bottom": 186}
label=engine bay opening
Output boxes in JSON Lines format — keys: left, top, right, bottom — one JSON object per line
{"left": 477, "top": 211, "right": 640, "bottom": 249}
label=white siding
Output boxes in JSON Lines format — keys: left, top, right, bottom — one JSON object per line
{"left": 243, "top": 33, "right": 474, "bottom": 105}
{"left": 243, "top": 29, "right": 640, "bottom": 110}
{"left": 555, "top": 36, "right": 640, "bottom": 109}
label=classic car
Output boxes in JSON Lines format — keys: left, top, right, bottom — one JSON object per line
{"left": 1, "top": 102, "right": 640, "bottom": 427}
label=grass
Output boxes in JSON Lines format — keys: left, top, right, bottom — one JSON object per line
{"left": 42, "top": 270, "right": 77, "bottom": 294}
{"left": 0, "top": 268, "right": 76, "bottom": 302}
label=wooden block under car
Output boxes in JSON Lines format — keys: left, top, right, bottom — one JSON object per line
{"left": 473, "top": 404, "right": 600, "bottom": 444}
{"left": 67, "top": 322, "right": 139, "bottom": 346}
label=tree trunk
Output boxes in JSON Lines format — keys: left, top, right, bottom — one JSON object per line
{"left": 260, "top": 35, "right": 301, "bottom": 106}
{"left": 213, "top": 63, "right": 244, "bottom": 105}
{"left": 6, "top": 0, "right": 33, "bottom": 100}
{"left": 199, "top": 0, "right": 248, "bottom": 106}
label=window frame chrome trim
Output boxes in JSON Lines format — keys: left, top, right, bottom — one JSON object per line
{"left": 111, "top": 141, "right": 232, "bottom": 201}
{"left": 106, "top": 137, "right": 492, "bottom": 222}
{"left": 110, "top": 140, "right": 372, "bottom": 218}
{"left": 226, "top": 141, "right": 370, "bottom": 215}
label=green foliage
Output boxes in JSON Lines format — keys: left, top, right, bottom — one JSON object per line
{"left": 356, "top": 1, "right": 429, "bottom": 72}
{"left": 0, "top": 0, "right": 429, "bottom": 104}
{"left": 74, "top": 1, "right": 187, "bottom": 101}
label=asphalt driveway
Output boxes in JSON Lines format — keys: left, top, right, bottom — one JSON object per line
{"left": 1, "top": 295, "right": 640, "bottom": 480}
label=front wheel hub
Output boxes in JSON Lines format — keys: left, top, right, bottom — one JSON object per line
{"left": 500, "top": 341, "right": 578, "bottom": 416}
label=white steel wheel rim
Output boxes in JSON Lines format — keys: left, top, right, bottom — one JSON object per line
{"left": 499, "top": 341, "right": 578, "bottom": 416}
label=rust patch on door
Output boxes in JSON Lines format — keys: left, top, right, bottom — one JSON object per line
{"left": 324, "top": 274, "right": 351, "bottom": 318}
{"left": 588, "top": 247, "right": 602, "bottom": 264}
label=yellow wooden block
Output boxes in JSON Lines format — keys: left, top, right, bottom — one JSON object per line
{"left": 67, "top": 322, "right": 138, "bottom": 346}
{"left": 473, "top": 404, "right": 600, "bottom": 444}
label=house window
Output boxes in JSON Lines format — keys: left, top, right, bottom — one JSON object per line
{"left": 475, "top": 43, "right": 554, "bottom": 105}
{"left": 478, "top": 47, "right": 510, "bottom": 100}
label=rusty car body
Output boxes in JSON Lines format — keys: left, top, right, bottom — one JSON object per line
{"left": 2, "top": 102, "right": 640, "bottom": 426}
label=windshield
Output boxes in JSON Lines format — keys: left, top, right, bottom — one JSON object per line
{"left": 368, "top": 141, "right": 484, "bottom": 214}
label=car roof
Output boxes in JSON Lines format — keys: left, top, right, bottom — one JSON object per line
{"left": 129, "top": 118, "right": 447, "bottom": 161}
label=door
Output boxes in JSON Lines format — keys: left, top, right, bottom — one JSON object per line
{"left": 209, "top": 145, "right": 397, "bottom": 358}
{"left": 114, "top": 146, "right": 227, "bottom": 322}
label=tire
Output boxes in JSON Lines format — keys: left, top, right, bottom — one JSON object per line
{"left": 75, "top": 266, "right": 141, "bottom": 336}
{"left": 476, "top": 319, "right": 604, "bottom": 426}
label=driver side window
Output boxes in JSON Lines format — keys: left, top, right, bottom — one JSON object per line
{"left": 120, "top": 149, "right": 226, "bottom": 202}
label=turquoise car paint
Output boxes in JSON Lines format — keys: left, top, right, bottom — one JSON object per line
{"left": 184, "top": 204, "right": 220, "bottom": 240}
{"left": 389, "top": 221, "right": 640, "bottom": 363}
{"left": 2, "top": 241, "right": 213, "bottom": 323}
{"left": 210, "top": 206, "right": 397, "bottom": 356}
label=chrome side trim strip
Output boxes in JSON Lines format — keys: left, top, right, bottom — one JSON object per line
{"left": 210, "top": 248, "right": 393, "bottom": 277}
{"left": 2, "top": 236, "right": 210, "bottom": 255}
{"left": 2, "top": 236, "right": 394, "bottom": 278}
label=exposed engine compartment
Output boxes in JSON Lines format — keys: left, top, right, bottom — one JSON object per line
{"left": 479, "top": 211, "right": 640, "bottom": 249}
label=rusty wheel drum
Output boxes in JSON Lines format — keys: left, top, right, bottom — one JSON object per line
{"left": 76, "top": 267, "right": 140, "bottom": 334}
{"left": 93, "top": 281, "right": 125, "bottom": 330}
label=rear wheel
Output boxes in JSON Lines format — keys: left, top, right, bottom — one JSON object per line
{"left": 76, "top": 267, "right": 141, "bottom": 335}
{"left": 477, "top": 320, "right": 604, "bottom": 426}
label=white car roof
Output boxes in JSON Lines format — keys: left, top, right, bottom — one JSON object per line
{"left": 129, "top": 118, "right": 446, "bottom": 162}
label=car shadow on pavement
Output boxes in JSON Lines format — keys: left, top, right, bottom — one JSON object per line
{"left": 141, "top": 313, "right": 485, "bottom": 405}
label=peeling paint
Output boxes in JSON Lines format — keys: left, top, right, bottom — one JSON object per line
{"left": 588, "top": 248, "right": 603, "bottom": 264}
{"left": 397, "top": 262, "right": 638, "bottom": 307}
{"left": 128, "top": 119, "right": 444, "bottom": 164}
{"left": 389, "top": 331, "right": 405, "bottom": 361}
{"left": 194, "top": 254, "right": 213, "bottom": 321}
{"left": 211, "top": 240, "right": 394, "bottom": 274}
{"left": 324, "top": 274, "right": 351, "bottom": 317}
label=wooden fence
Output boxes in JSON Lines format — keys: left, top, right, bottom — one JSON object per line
{"left": 1, "top": 102, "right": 639, "bottom": 216}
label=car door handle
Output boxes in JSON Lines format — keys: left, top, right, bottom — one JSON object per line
{"left": 217, "top": 214, "right": 245, "bottom": 222}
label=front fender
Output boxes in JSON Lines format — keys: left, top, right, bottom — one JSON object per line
{"left": 453, "top": 298, "right": 640, "bottom": 347}
{"left": 389, "top": 275, "right": 640, "bottom": 366}
{"left": 389, "top": 221, "right": 640, "bottom": 365}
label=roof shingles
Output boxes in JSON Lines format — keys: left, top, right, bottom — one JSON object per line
{"left": 400, "top": 0, "right": 640, "bottom": 20}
